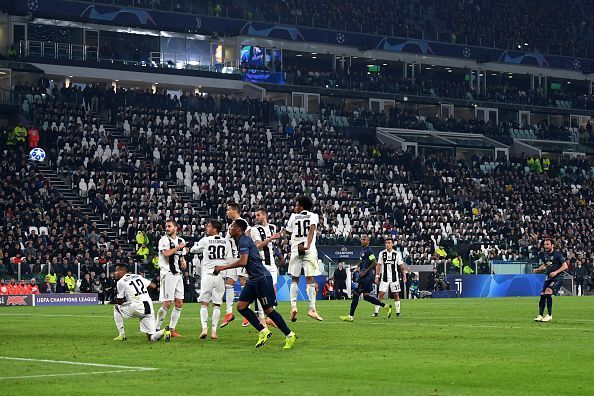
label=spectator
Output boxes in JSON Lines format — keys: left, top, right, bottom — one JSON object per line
{"left": 183, "top": 271, "right": 196, "bottom": 303}
{"left": 64, "top": 271, "right": 76, "bottom": 293}
{"left": 55, "top": 277, "right": 68, "bottom": 293}
{"left": 6, "top": 278, "right": 17, "bottom": 294}
{"left": 41, "top": 275, "right": 53, "bottom": 293}
{"left": 0, "top": 279, "right": 7, "bottom": 295}
{"left": 92, "top": 278, "right": 104, "bottom": 302}
{"left": 322, "top": 278, "right": 334, "bottom": 300}
{"left": 333, "top": 262, "right": 348, "bottom": 300}
{"left": 79, "top": 273, "right": 93, "bottom": 293}
{"left": 29, "top": 278, "right": 40, "bottom": 294}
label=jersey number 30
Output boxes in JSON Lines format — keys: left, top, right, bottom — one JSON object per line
{"left": 295, "top": 220, "right": 311, "bottom": 238}
{"left": 208, "top": 245, "right": 226, "bottom": 260}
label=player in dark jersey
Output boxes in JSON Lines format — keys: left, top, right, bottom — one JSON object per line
{"left": 532, "top": 238, "right": 568, "bottom": 322}
{"left": 214, "top": 219, "right": 297, "bottom": 349}
{"left": 340, "top": 235, "right": 392, "bottom": 322}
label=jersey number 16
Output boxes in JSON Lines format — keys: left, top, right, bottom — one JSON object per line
{"left": 295, "top": 220, "right": 311, "bottom": 238}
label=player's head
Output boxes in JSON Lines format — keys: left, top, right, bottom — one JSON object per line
{"left": 230, "top": 219, "right": 248, "bottom": 238}
{"left": 385, "top": 238, "right": 394, "bottom": 250}
{"left": 543, "top": 237, "right": 554, "bottom": 253}
{"left": 165, "top": 219, "right": 177, "bottom": 236}
{"left": 295, "top": 195, "right": 313, "bottom": 213}
{"left": 360, "top": 235, "right": 370, "bottom": 247}
{"left": 255, "top": 207, "right": 268, "bottom": 225}
{"left": 114, "top": 264, "right": 129, "bottom": 280}
{"left": 206, "top": 219, "right": 223, "bottom": 236}
{"left": 226, "top": 202, "right": 241, "bottom": 220}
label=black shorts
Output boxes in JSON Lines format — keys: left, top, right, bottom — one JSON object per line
{"left": 239, "top": 275, "right": 277, "bottom": 309}
{"left": 542, "top": 277, "right": 563, "bottom": 294}
{"left": 354, "top": 277, "right": 374, "bottom": 294}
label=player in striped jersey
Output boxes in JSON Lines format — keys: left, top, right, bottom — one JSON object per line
{"left": 251, "top": 207, "right": 281, "bottom": 327}
{"left": 112, "top": 264, "right": 170, "bottom": 342}
{"left": 190, "top": 219, "right": 233, "bottom": 339}
{"left": 374, "top": 238, "right": 407, "bottom": 317}
{"left": 221, "top": 202, "right": 251, "bottom": 328}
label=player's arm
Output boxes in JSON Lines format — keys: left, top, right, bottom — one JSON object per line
{"left": 550, "top": 260, "right": 569, "bottom": 278}
{"left": 190, "top": 238, "right": 206, "bottom": 254}
{"left": 115, "top": 281, "right": 125, "bottom": 306}
{"left": 375, "top": 254, "right": 383, "bottom": 283}
{"left": 400, "top": 264, "right": 408, "bottom": 283}
{"left": 533, "top": 264, "right": 547, "bottom": 273}
{"left": 160, "top": 239, "right": 186, "bottom": 257}
{"left": 303, "top": 223, "right": 317, "bottom": 251}
{"left": 275, "top": 248, "right": 286, "bottom": 267}
{"left": 214, "top": 252, "right": 248, "bottom": 275}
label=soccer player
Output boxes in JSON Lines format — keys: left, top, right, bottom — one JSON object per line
{"left": 155, "top": 219, "right": 186, "bottom": 337}
{"left": 282, "top": 195, "right": 323, "bottom": 322}
{"left": 341, "top": 236, "right": 392, "bottom": 322}
{"left": 533, "top": 238, "right": 569, "bottom": 322}
{"left": 190, "top": 219, "right": 232, "bottom": 339}
{"left": 112, "top": 264, "right": 170, "bottom": 342}
{"left": 221, "top": 202, "right": 251, "bottom": 328}
{"left": 373, "top": 238, "right": 406, "bottom": 317}
{"left": 251, "top": 207, "right": 281, "bottom": 326}
{"left": 214, "top": 219, "right": 297, "bottom": 349}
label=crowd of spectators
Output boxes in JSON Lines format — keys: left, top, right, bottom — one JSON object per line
{"left": 3, "top": 84, "right": 593, "bottom": 286}
{"left": 285, "top": 66, "right": 594, "bottom": 113}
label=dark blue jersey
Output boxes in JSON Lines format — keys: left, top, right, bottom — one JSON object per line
{"left": 236, "top": 234, "right": 270, "bottom": 281}
{"left": 542, "top": 250, "right": 566, "bottom": 280}
{"left": 359, "top": 246, "right": 376, "bottom": 278}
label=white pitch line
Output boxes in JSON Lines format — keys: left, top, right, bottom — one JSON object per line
{"left": 0, "top": 369, "right": 145, "bottom": 381}
{"left": 0, "top": 356, "right": 157, "bottom": 371}
{"left": 318, "top": 321, "right": 590, "bottom": 332}
{"left": 0, "top": 313, "right": 112, "bottom": 319}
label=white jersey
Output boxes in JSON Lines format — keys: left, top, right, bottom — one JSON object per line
{"left": 378, "top": 249, "right": 403, "bottom": 283}
{"left": 117, "top": 273, "right": 153, "bottom": 305}
{"left": 191, "top": 235, "right": 233, "bottom": 275}
{"left": 158, "top": 235, "right": 186, "bottom": 275}
{"left": 226, "top": 217, "right": 251, "bottom": 258}
{"left": 286, "top": 211, "right": 319, "bottom": 251}
{"left": 251, "top": 224, "right": 277, "bottom": 266}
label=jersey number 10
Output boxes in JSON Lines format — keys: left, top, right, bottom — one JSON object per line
{"left": 295, "top": 220, "right": 311, "bottom": 238}
{"left": 208, "top": 245, "right": 226, "bottom": 260}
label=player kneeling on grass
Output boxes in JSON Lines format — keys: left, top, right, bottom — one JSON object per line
{"left": 214, "top": 219, "right": 297, "bottom": 349}
{"left": 533, "top": 238, "right": 568, "bottom": 323}
{"left": 190, "top": 219, "right": 233, "bottom": 340}
{"left": 341, "top": 235, "right": 392, "bottom": 322}
{"left": 113, "top": 264, "right": 171, "bottom": 342}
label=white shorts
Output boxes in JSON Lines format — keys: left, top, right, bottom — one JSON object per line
{"left": 288, "top": 248, "right": 319, "bottom": 277}
{"left": 160, "top": 272, "right": 184, "bottom": 302}
{"left": 264, "top": 264, "right": 278, "bottom": 286}
{"left": 198, "top": 274, "right": 225, "bottom": 305}
{"left": 379, "top": 280, "right": 401, "bottom": 294}
{"left": 225, "top": 267, "right": 247, "bottom": 282}
{"left": 119, "top": 302, "right": 156, "bottom": 334}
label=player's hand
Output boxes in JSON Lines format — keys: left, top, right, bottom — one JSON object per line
{"left": 180, "top": 261, "right": 187, "bottom": 270}
{"left": 298, "top": 243, "right": 306, "bottom": 255}
{"left": 549, "top": 271, "right": 556, "bottom": 278}
{"left": 177, "top": 242, "right": 186, "bottom": 250}
{"left": 213, "top": 266, "right": 225, "bottom": 275}
{"left": 374, "top": 276, "right": 379, "bottom": 284}
{"left": 271, "top": 233, "right": 281, "bottom": 239}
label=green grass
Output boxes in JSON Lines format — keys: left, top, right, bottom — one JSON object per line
{"left": 0, "top": 297, "right": 592, "bottom": 395}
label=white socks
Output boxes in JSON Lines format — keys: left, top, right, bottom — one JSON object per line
{"left": 306, "top": 283, "right": 316, "bottom": 311}
{"left": 113, "top": 307, "right": 125, "bottom": 336}
{"left": 255, "top": 299, "right": 265, "bottom": 319}
{"left": 212, "top": 306, "right": 221, "bottom": 332}
{"left": 290, "top": 282, "right": 299, "bottom": 308}
{"left": 150, "top": 329, "right": 165, "bottom": 341}
{"left": 374, "top": 304, "right": 381, "bottom": 314}
{"left": 395, "top": 301, "right": 401, "bottom": 314}
{"left": 200, "top": 305, "right": 208, "bottom": 331}
{"left": 225, "top": 285, "right": 235, "bottom": 314}
{"left": 170, "top": 307, "right": 182, "bottom": 330}
{"left": 156, "top": 306, "right": 168, "bottom": 330}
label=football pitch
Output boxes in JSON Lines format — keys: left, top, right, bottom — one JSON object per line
{"left": 0, "top": 297, "right": 592, "bottom": 395}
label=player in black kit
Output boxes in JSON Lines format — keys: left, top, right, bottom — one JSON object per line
{"left": 533, "top": 238, "right": 568, "bottom": 322}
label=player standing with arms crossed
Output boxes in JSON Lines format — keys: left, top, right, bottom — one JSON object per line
{"left": 155, "top": 219, "right": 186, "bottom": 337}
